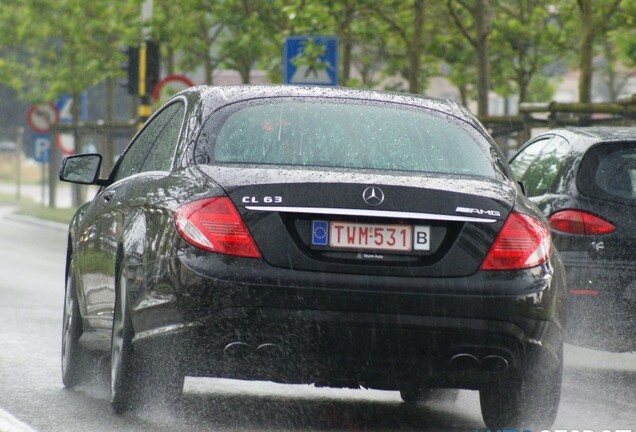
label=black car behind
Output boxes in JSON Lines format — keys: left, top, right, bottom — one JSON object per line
{"left": 60, "top": 85, "right": 566, "bottom": 429}
{"left": 511, "top": 126, "right": 636, "bottom": 352}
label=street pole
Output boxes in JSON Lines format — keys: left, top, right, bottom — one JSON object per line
{"left": 141, "top": 0, "right": 153, "bottom": 36}
{"left": 15, "top": 126, "right": 23, "bottom": 201}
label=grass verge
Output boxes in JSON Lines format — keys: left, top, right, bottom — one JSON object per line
{"left": 0, "top": 193, "right": 76, "bottom": 225}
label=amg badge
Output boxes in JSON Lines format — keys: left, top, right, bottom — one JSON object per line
{"left": 455, "top": 206, "right": 501, "bottom": 217}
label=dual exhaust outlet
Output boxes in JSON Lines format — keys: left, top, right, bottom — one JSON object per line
{"left": 223, "top": 341, "right": 285, "bottom": 359}
{"left": 449, "top": 353, "right": 509, "bottom": 372}
{"left": 226, "top": 343, "right": 509, "bottom": 372}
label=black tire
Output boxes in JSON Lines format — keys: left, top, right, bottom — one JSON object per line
{"left": 110, "top": 265, "right": 143, "bottom": 414}
{"left": 399, "top": 386, "right": 421, "bottom": 404}
{"left": 61, "top": 254, "right": 93, "bottom": 388}
{"left": 480, "top": 346, "right": 563, "bottom": 430}
{"left": 110, "top": 263, "right": 184, "bottom": 414}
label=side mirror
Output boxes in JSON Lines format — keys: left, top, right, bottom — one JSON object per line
{"left": 59, "top": 154, "right": 103, "bottom": 185}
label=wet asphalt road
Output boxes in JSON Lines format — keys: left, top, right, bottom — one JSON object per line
{"left": 0, "top": 206, "right": 634, "bottom": 432}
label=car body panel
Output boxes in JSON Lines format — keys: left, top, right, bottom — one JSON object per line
{"left": 197, "top": 164, "right": 515, "bottom": 276}
{"left": 61, "top": 85, "right": 565, "bottom": 407}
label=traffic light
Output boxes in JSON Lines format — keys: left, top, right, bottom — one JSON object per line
{"left": 119, "top": 41, "right": 160, "bottom": 126}
{"left": 137, "top": 40, "right": 160, "bottom": 126}
{"left": 120, "top": 46, "right": 139, "bottom": 96}
{"left": 145, "top": 40, "right": 160, "bottom": 97}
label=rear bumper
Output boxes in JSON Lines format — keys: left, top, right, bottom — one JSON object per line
{"left": 181, "top": 306, "right": 559, "bottom": 390}
{"left": 127, "top": 249, "right": 566, "bottom": 389}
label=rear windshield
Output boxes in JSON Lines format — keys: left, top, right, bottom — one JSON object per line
{"left": 579, "top": 142, "right": 636, "bottom": 202}
{"left": 196, "top": 99, "right": 497, "bottom": 177}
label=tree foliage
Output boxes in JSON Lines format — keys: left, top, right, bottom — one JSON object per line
{"left": 2, "top": 0, "right": 636, "bottom": 114}
{"left": 574, "top": 0, "right": 622, "bottom": 103}
{"left": 0, "top": 0, "right": 140, "bottom": 103}
{"left": 490, "top": 1, "right": 568, "bottom": 104}
{"left": 446, "top": 0, "right": 493, "bottom": 116}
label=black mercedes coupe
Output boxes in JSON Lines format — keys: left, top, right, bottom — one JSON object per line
{"left": 59, "top": 85, "right": 565, "bottom": 429}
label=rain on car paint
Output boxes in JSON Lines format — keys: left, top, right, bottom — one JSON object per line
{"left": 60, "top": 85, "right": 566, "bottom": 430}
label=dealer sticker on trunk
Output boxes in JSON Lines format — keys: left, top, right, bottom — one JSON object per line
{"left": 311, "top": 220, "right": 430, "bottom": 251}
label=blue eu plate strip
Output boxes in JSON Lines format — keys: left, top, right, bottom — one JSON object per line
{"left": 312, "top": 220, "right": 329, "bottom": 245}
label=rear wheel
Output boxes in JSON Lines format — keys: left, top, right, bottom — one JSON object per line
{"left": 110, "top": 263, "right": 184, "bottom": 414}
{"left": 110, "top": 265, "right": 142, "bottom": 414}
{"left": 480, "top": 346, "right": 562, "bottom": 429}
{"left": 61, "top": 254, "right": 94, "bottom": 388}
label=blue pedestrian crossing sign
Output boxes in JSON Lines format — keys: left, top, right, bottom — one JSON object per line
{"left": 284, "top": 36, "right": 338, "bottom": 86}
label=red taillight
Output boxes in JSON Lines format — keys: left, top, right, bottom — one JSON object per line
{"left": 481, "top": 212, "right": 552, "bottom": 271}
{"left": 174, "top": 197, "right": 261, "bottom": 258}
{"left": 548, "top": 210, "right": 615, "bottom": 235}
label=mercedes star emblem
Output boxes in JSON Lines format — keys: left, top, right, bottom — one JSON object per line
{"left": 362, "top": 186, "right": 385, "bottom": 206}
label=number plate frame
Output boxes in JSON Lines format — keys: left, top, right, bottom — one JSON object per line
{"left": 311, "top": 220, "right": 431, "bottom": 252}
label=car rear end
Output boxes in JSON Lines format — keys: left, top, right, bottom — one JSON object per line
{"left": 143, "top": 91, "right": 564, "bottom": 397}
{"left": 551, "top": 136, "right": 636, "bottom": 351}
{"left": 174, "top": 171, "right": 560, "bottom": 386}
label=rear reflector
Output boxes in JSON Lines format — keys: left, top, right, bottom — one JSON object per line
{"left": 175, "top": 197, "right": 261, "bottom": 258}
{"left": 569, "top": 289, "right": 600, "bottom": 296}
{"left": 549, "top": 210, "right": 615, "bottom": 235}
{"left": 480, "top": 212, "right": 551, "bottom": 271}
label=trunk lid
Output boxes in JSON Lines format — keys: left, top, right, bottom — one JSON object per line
{"left": 197, "top": 165, "right": 515, "bottom": 277}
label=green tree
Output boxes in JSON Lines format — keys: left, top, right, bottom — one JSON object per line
{"left": 0, "top": 0, "right": 140, "bottom": 206}
{"left": 348, "top": 7, "right": 390, "bottom": 88}
{"left": 611, "top": 0, "right": 636, "bottom": 73}
{"left": 575, "top": 0, "right": 622, "bottom": 103}
{"left": 153, "top": 0, "right": 225, "bottom": 84}
{"left": 370, "top": 0, "right": 432, "bottom": 94}
{"left": 429, "top": 5, "right": 478, "bottom": 106}
{"left": 218, "top": 0, "right": 278, "bottom": 84}
{"left": 447, "top": 0, "right": 493, "bottom": 116}
{"left": 593, "top": 0, "right": 636, "bottom": 101}
{"left": 490, "top": 1, "right": 567, "bottom": 106}
{"left": 0, "top": 0, "right": 139, "bottom": 103}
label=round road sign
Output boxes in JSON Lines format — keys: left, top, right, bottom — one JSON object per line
{"left": 26, "top": 104, "right": 59, "bottom": 133}
{"left": 56, "top": 134, "right": 75, "bottom": 156}
{"left": 152, "top": 74, "right": 195, "bottom": 105}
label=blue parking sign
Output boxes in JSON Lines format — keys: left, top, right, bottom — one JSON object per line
{"left": 32, "top": 133, "right": 51, "bottom": 163}
{"left": 284, "top": 36, "right": 338, "bottom": 86}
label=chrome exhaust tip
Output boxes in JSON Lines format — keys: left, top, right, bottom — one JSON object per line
{"left": 480, "top": 355, "right": 509, "bottom": 372}
{"left": 449, "top": 353, "right": 479, "bottom": 371}
{"left": 256, "top": 343, "right": 285, "bottom": 359}
{"left": 223, "top": 341, "right": 251, "bottom": 359}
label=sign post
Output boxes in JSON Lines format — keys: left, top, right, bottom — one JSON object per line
{"left": 284, "top": 36, "right": 338, "bottom": 86}
{"left": 31, "top": 133, "right": 51, "bottom": 205}
{"left": 26, "top": 104, "right": 58, "bottom": 207}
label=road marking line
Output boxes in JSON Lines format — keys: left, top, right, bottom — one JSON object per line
{"left": 0, "top": 407, "right": 37, "bottom": 432}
